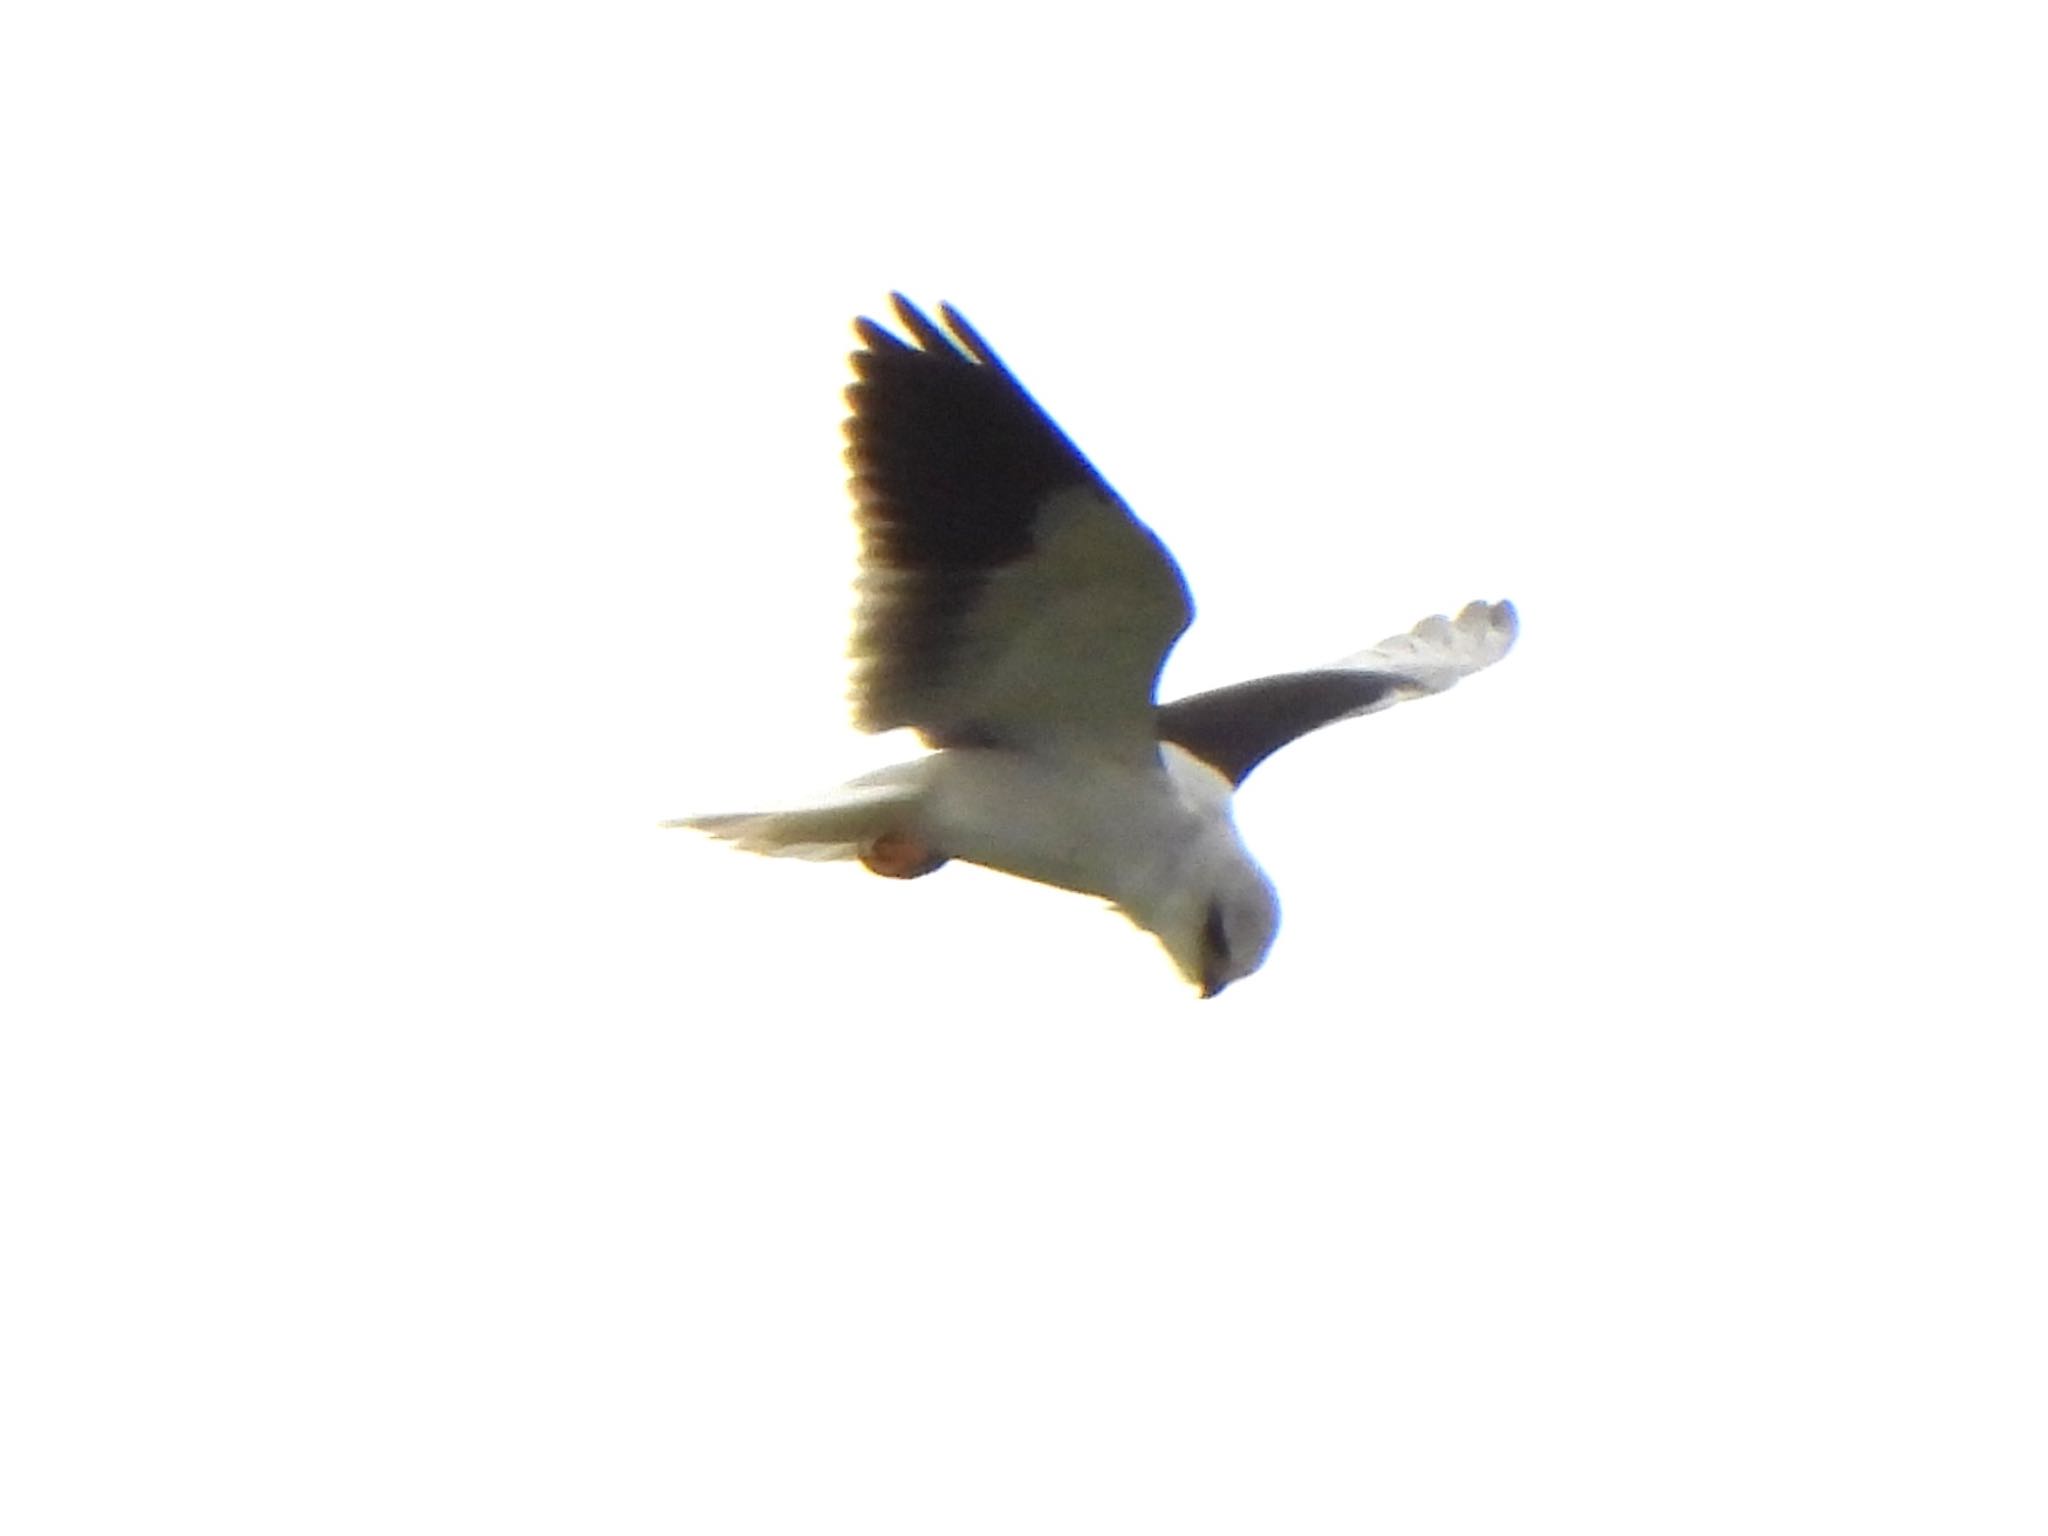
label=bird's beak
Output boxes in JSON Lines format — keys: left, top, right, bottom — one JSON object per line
{"left": 1200, "top": 971, "right": 1227, "bottom": 1000}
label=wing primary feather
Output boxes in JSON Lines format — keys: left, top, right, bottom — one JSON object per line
{"left": 1158, "top": 671, "right": 1414, "bottom": 786}
{"left": 839, "top": 295, "right": 1194, "bottom": 753}
{"left": 935, "top": 302, "right": 1005, "bottom": 369}
{"left": 853, "top": 316, "right": 910, "bottom": 355}
{"left": 888, "top": 293, "right": 963, "bottom": 358}
{"left": 1158, "top": 599, "right": 1518, "bottom": 785}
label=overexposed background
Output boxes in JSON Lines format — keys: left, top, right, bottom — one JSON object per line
{"left": 4, "top": 2, "right": 2043, "bottom": 1531}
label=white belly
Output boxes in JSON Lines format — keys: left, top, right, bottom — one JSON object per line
{"left": 915, "top": 749, "right": 1213, "bottom": 905}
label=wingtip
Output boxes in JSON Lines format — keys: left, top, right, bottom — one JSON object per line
{"left": 851, "top": 294, "right": 1001, "bottom": 372}
{"left": 1468, "top": 596, "right": 1518, "bottom": 638}
{"left": 851, "top": 314, "right": 902, "bottom": 359}
{"left": 885, "top": 293, "right": 957, "bottom": 355}
{"left": 935, "top": 300, "right": 999, "bottom": 365}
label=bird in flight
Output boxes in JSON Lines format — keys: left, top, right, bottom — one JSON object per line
{"left": 671, "top": 295, "right": 1517, "bottom": 996}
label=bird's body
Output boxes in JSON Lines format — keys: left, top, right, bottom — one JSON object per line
{"left": 672, "top": 295, "right": 1516, "bottom": 995}
{"left": 919, "top": 747, "right": 1194, "bottom": 901}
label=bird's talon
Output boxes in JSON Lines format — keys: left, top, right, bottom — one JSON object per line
{"left": 860, "top": 830, "right": 948, "bottom": 879}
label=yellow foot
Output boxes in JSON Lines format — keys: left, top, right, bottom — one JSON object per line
{"left": 860, "top": 829, "right": 948, "bottom": 879}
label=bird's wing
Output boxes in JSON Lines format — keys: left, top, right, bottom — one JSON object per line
{"left": 1156, "top": 599, "right": 1518, "bottom": 786}
{"left": 845, "top": 295, "right": 1193, "bottom": 761}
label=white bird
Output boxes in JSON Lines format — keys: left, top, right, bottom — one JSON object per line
{"left": 671, "top": 295, "right": 1517, "bottom": 996}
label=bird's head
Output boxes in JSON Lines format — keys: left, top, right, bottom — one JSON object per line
{"left": 1141, "top": 850, "right": 1280, "bottom": 999}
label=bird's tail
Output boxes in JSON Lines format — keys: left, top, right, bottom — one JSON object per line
{"left": 662, "top": 766, "right": 927, "bottom": 863}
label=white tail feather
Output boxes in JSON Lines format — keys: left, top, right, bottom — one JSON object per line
{"left": 663, "top": 769, "right": 926, "bottom": 862}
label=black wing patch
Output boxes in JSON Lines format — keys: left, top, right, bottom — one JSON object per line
{"left": 1156, "top": 670, "right": 1411, "bottom": 786}
{"left": 845, "top": 295, "right": 1121, "bottom": 737}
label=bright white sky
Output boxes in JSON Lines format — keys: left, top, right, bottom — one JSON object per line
{"left": 5, "top": 2, "right": 2044, "bottom": 1531}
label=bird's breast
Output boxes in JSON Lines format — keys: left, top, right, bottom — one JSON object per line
{"left": 917, "top": 749, "right": 1215, "bottom": 905}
